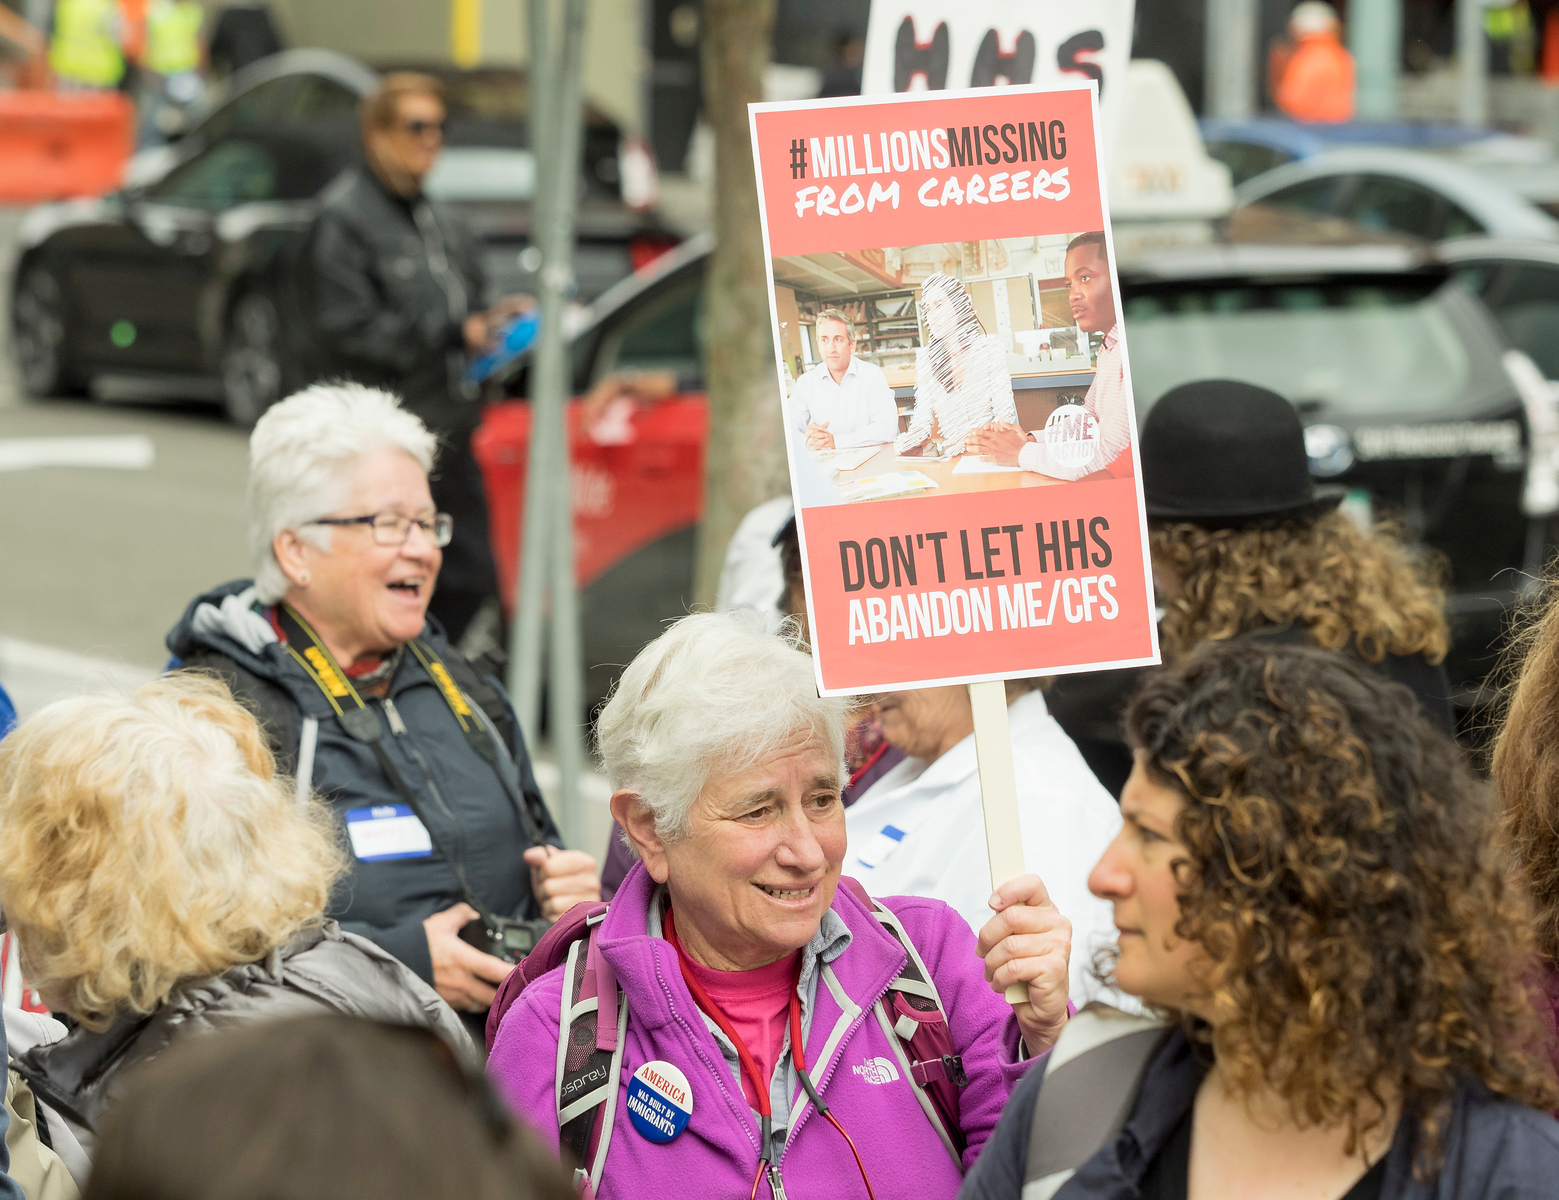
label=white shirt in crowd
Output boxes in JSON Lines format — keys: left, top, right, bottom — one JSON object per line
{"left": 844, "top": 690, "right": 1124, "bottom": 1009}
{"left": 1018, "top": 324, "right": 1132, "bottom": 480}
{"left": 788, "top": 355, "right": 899, "bottom": 449}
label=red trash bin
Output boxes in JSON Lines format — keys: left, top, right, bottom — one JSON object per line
{"left": 473, "top": 396, "right": 707, "bottom": 612}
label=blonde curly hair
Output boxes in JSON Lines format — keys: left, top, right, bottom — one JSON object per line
{"left": 1151, "top": 511, "right": 1449, "bottom": 665}
{"left": 0, "top": 674, "right": 346, "bottom": 1029}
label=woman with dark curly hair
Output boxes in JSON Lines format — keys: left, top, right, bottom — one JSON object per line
{"left": 1490, "top": 576, "right": 1559, "bottom": 1080}
{"left": 961, "top": 642, "right": 1559, "bottom": 1200}
{"left": 1048, "top": 379, "right": 1452, "bottom": 795}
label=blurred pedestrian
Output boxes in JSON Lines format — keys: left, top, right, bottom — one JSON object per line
{"left": 205, "top": 0, "right": 281, "bottom": 79}
{"left": 1048, "top": 380, "right": 1452, "bottom": 795}
{"left": 961, "top": 643, "right": 1559, "bottom": 1200}
{"left": 0, "top": 673, "right": 469, "bottom": 1153}
{"left": 1490, "top": 573, "right": 1559, "bottom": 1083}
{"left": 135, "top": 0, "right": 205, "bottom": 146}
{"left": 1274, "top": 1, "right": 1356, "bottom": 123}
{"left": 845, "top": 679, "right": 1121, "bottom": 1007}
{"left": 0, "top": 681, "right": 13, "bottom": 741}
{"left": 490, "top": 612, "right": 1072, "bottom": 1199}
{"left": 304, "top": 72, "right": 532, "bottom": 646}
{"left": 46, "top": 0, "right": 125, "bottom": 90}
{"left": 82, "top": 1015, "right": 572, "bottom": 1200}
{"left": 165, "top": 384, "right": 598, "bottom": 1041}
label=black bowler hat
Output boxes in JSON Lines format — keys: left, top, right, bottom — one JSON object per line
{"left": 1141, "top": 379, "right": 1345, "bottom": 526}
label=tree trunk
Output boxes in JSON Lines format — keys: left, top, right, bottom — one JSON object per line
{"left": 694, "top": 0, "right": 788, "bottom": 607}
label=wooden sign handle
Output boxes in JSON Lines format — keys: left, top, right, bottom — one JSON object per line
{"left": 969, "top": 680, "right": 1030, "bottom": 1005}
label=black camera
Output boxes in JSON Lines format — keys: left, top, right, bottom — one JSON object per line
{"left": 460, "top": 915, "right": 551, "bottom": 965}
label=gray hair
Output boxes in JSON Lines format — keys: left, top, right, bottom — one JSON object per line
{"left": 596, "top": 612, "right": 848, "bottom": 848}
{"left": 246, "top": 383, "right": 438, "bottom": 603}
{"left": 814, "top": 308, "right": 855, "bottom": 341}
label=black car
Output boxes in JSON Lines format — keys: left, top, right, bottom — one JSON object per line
{"left": 10, "top": 55, "right": 672, "bottom": 425}
{"left": 540, "top": 233, "right": 1553, "bottom": 728}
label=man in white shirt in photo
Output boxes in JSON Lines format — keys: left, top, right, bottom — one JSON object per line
{"left": 969, "top": 231, "right": 1133, "bottom": 479}
{"left": 788, "top": 308, "right": 899, "bottom": 450}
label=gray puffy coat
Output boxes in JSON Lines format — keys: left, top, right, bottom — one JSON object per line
{"left": 13, "top": 922, "right": 471, "bottom": 1152}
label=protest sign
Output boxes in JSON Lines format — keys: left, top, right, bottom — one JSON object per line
{"left": 859, "top": 2, "right": 1136, "bottom": 153}
{"left": 749, "top": 83, "right": 1159, "bottom": 699}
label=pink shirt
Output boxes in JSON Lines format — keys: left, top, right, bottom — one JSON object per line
{"left": 1018, "top": 324, "right": 1131, "bottom": 480}
{"left": 681, "top": 951, "right": 799, "bottom": 1110}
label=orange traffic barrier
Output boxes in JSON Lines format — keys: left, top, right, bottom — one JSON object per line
{"left": 0, "top": 90, "right": 134, "bottom": 203}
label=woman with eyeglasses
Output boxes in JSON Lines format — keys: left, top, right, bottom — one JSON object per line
{"left": 304, "top": 70, "right": 534, "bottom": 645}
{"left": 167, "top": 383, "right": 600, "bottom": 1045}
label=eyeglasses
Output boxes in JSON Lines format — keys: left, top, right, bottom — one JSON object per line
{"left": 401, "top": 118, "right": 445, "bottom": 139}
{"left": 309, "top": 511, "right": 453, "bottom": 547}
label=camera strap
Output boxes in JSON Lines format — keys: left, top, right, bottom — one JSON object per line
{"left": 276, "top": 603, "right": 505, "bottom": 930}
{"left": 403, "top": 638, "right": 546, "bottom": 848}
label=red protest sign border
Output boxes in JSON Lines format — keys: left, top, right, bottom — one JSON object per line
{"left": 749, "top": 83, "right": 1159, "bottom": 698}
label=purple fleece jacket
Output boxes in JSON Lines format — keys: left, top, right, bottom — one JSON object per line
{"left": 488, "top": 862, "right": 1035, "bottom": 1199}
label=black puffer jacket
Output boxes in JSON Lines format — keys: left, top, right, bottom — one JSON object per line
{"left": 14, "top": 922, "right": 470, "bottom": 1150}
{"left": 166, "top": 580, "right": 560, "bottom": 985}
{"left": 304, "top": 165, "right": 487, "bottom": 432}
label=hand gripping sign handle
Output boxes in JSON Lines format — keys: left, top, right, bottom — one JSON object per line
{"left": 969, "top": 680, "right": 1030, "bottom": 1005}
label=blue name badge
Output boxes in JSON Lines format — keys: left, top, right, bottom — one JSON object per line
{"left": 626, "top": 1061, "right": 693, "bottom": 1143}
{"left": 854, "top": 823, "right": 908, "bottom": 870}
{"left": 345, "top": 804, "right": 434, "bottom": 862}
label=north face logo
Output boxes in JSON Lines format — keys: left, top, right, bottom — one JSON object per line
{"left": 852, "top": 1057, "right": 900, "bottom": 1085}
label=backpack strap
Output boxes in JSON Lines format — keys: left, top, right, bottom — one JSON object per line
{"left": 441, "top": 646, "right": 521, "bottom": 756}
{"left": 1021, "top": 1003, "right": 1171, "bottom": 1199}
{"left": 556, "top": 914, "right": 628, "bottom": 1198}
{"left": 839, "top": 877, "right": 967, "bottom": 1164}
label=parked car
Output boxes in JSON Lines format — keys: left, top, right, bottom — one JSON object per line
{"left": 1440, "top": 237, "right": 1559, "bottom": 382}
{"left": 10, "top": 59, "right": 675, "bottom": 424}
{"left": 478, "top": 231, "right": 1556, "bottom": 726}
{"left": 1203, "top": 116, "right": 1559, "bottom": 216}
{"left": 123, "top": 48, "right": 375, "bottom": 190}
{"left": 1233, "top": 147, "right": 1559, "bottom": 242}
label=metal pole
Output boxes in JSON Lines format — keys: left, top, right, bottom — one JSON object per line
{"left": 1204, "top": 0, "right": 1258, "bottom": 119}
{"left": 509, "top": 0, "right": 562, "bottom": 748}
{"left": 1351, "top": 0, "right": 1401, "bottom": 119}
{"left": 545, "top": 0, "right": 590, "bottom": 846}
{"left": 1458, "top": 0, "right": 1488, "bottom": 127}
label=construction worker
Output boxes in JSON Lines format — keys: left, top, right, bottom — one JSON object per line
{"left": 1275, "top": 1, "right": 1356, "bottom": 124}
{"left": 144, "top": 0, "right": 202, "bottom": 78}
{"left": 48, "top": 0, "right": 126, "bottom": 90}
{"left": 138, "top": 0, "right": 204, "bottom": 143}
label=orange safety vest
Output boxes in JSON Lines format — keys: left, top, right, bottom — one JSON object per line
{"left": 1275, "top": 31, "right": 1356, "bottom": 124}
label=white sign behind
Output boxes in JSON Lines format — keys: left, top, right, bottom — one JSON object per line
{"left": 861, "top": 1, "right": 1137, "bottom": 152}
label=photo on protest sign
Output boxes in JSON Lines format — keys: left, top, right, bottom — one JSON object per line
{"left": 750, "top": 83, "right": 1158, "bottom": 695}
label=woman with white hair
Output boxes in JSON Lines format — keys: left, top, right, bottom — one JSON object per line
{"left": 487, "top": 612, "right": 1072, "bottom": 1200}
{"left": 2, "top": 673, "right": 469, "bottom": 1152}
{"left": 165, "top": 382, "right": 600, "bottom": 1040}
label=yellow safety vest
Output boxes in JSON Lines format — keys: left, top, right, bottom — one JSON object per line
{"left": 144, "top": 0, "right": 202, "bottom": 76}
{"left": 48, "top": 0, "right": 124, "bottom": 88}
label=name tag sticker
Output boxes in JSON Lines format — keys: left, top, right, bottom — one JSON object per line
{"left": 627, "top": 1060, "right": 693, "bottom": 1143}
{"left": 855, "top": 823, "right": 908, "bottom": 870}
{"left": 345, "top": 804, "right": 433, "bottom": 861}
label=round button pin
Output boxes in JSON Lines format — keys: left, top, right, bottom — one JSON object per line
{"left": 626, "top": 1060, "right": 693, "bottom": 1143}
